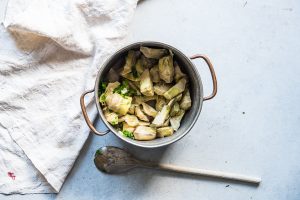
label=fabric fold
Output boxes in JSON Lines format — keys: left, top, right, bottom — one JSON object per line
{"left": 0, "top": 0, "right": 137, "bottom": 193}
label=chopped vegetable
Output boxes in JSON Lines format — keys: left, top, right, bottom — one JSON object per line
{"left": 170, "top": 102, "right": 180, "bottom": 117}
{"left": 121, "top": 50, "right": 136, "bottom": 75}
{"left": 153, "top": 83, "right": 172, "bottom": 95}
{"left": 142, "top": 103, "right": 157, "bottom": 117}
{"left": 128, "top": 104, "right": 136, "bottom": 114}
{"left": 163, "top": 78, "right": 187, "bottom": 100}
{"left": 140, "top": 69, "right": 154, "bottom": 96}
{"left": 180, "top": 89, "right": 192, "bottom": 110}
{"left": 157, "top": 127, "right": 174, "bottom": 138}
{"left": 104, "top": 111, "right": 118, "bottom": 125}
{"left": 135, "top": 59, "right": 144, "bottom": 75}
{"left": 170, "top": 109, "right": 185, "bottom": 131}
{"left": 156, "top": 96, "right": 166, "bottom": 111}
{"left": 122, "top": 130, "right": 134, "bottom": 139}
{"left": 152, "top": 105, "right": 171, "bottom": 127}
{"left": 105, "top": 93, "right": 132, "bottom": 115}
{"left": 141, "top": 55, "right": 157, "bottom": 68}
{"left": 135, "top": 106, "right": 149, "bottom": 122}
{"left": 113, "top": 80, "right": 136, "bottom": 97}
{"left": 99, "top": 81, "right": 107, "bottom": 95}
{"left": 139, "top": 121, "right": 150, "bottom": 126}
{"left": 124, "top": 114, "right": 139, "bottom": 127}
{"left": 133, "top": 126, "right": 156, "bottom": 140}
{"left": 123, "top": 122, "right": 135, "bottom": 133}
{"left": 158, "top": 54, "right": 174, "bottom": 83}
{"left": 150, "top": 65, "right": 160, "bottom": 83}
{"left": 140, "top": 46, "right": 168, "bottom": 59}
{"left": 133, "top": 95, "right": 157, "bottom": 105}
{"left": 162, "top": 118, "right": 170, "bottom": 127}
{"left": 174, "top": 62, "right": 187, "bottom": 82}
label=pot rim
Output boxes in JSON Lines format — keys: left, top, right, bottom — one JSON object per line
{"left": 94, "top": 41, "right": 203, "bottom": 148}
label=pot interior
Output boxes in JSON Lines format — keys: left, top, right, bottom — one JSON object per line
{"left": 95, "top": 42, "right": 203, "bottom": 148}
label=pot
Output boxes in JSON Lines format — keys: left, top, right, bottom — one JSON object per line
{"left": 80, "top": 41, "right": 217, "bottom": 148}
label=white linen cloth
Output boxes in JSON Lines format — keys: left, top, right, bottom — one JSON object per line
{"left": 0, "top": 0, "right": 137, "bottom": 193}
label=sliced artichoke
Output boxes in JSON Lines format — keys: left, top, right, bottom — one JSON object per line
{"left": 128, "top": 81, "right": 141, "bottom": 96}
{"left": 152, "top": 105, "right": 171, "bottom": 127}
{"left": 142, "top": 103, "right": 157, "bottom": 117}
{"left": 135, "top": 106, "right": 149, "bottom": 122}
{"left": 124, "top": 114, "right": 139, "bottom": 127}
{"left": 121, "top": 72, "right": 140, "bottom": 82}
{"left": 105, "top": 93, "right": 132, "bottom": 115}
{"left": 135, "top": 59, "right": 144, "bottom": 75}
{"left": 105, "top": 82, "right": 120, "bottom": 94}
{"left": 170, "top": 102, "right": 180, "bottom": 117}
{"left": 156, "top": 127, "right": 174, "bottom": 138}
{"left": 123, "top": 122, "right": 135, "bottom": 133}
{"left": 121, "top": 50, "right": 136, "bottom": 75}
{"left": 163, "top": 78, "right": 187, "bottom": 100}
{"left": 140, "top": 69, "right": 154, "bottom": 96}
{"left": 156, "top": 96, "right": 166, "bottom": 111}
{"left": 140, "top": 46, "right": 168, "bottom": 59}
{"left": 170, "top": 109, "right": 185, "bottom": 131}
{"left": 180, "top": 89, "right": 192, "bottom": 110}
{"left": 150, "top": 65, "right": 160, "bottom": 83}
{"left": 158, "top": 54, "right": 174, "bottom": 83}
{"left": 153, "top": 83, "right": 172, "bottom": 96}
{"left": 162, "top": 118, "right": 170, "bottom": 127}
{"left": 107, "top": 68, "right": 120, "bottom": 82}
{"left": 128, "top": 104, "right": 136, "bottom": 114}
{"left": 174, "top": 62, "right": 187, "bottom": 82}
{"left": 139, "top": 121, "right": 150, "bottom": 126}
{"left": 141, "top": 55, "right": 157, "bottom": 68}
{"left": 133, "top": 95, "right": 157, "bottom": 105}
{"left": 174, "top": 93, "right": 183, "bottom": 102}
{"left": 104, "top": 111, "right": 119, "bottom": 125}
{"left": 133, "top": 126, "right": 156, "bottom": 141}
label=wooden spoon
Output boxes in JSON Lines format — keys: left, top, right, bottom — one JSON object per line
{"left": 94, "top": 146, "right": 261, "bottom": 184}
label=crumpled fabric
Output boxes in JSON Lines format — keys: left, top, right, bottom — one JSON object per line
{"left": 0, "top": 0, "right": 137, "bottom": 194}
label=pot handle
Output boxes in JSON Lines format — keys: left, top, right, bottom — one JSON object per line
{"left": 190, "top": 54, "right": 217, "bottom": 101}
{"left": 80, "top": 89, "right": 110, "bottom": 136}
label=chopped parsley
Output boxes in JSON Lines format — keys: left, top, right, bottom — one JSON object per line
{"left": 98, "top": 81, "right": 107, "bottom": 95}
{"left": 99, "top": 93, "right": 106, "bottom": 105}
{"left": 113, "top": 80, "right": 136, "bottom": 97}
{"left": 122, "top": 130, "right": 134, "bottom": 139}
{"left": 95, "top": 149, "right": 102, "bottom": 156}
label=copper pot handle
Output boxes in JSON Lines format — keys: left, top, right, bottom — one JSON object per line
{"left": 80, "top": 89, "right": 110, "bottom": 136}
{"left": 190, "top": 54, "right": 217, "bottom": 101}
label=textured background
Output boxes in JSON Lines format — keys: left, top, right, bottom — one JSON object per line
{"left": 1, "top": 0, "right": 300, "bottom": 199}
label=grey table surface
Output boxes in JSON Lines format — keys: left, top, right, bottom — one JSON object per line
{"left": 1, "top": 0, "right": 300, "bottom": 199}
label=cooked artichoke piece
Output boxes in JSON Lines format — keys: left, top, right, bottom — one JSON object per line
{"left": 174, "top": 62, "right": 187, "bottom": 82}
{"left": 163, "top": 78, "right": 187, "bottom": 100}
{"left": 123, "top": 114, "right": 139, "bottom": 127}
{"left": 105, "top": 93, "right": 132, "bottom": 115}
{"left": 174, "top": 93, "right": 183, "bottom": 102}
{"left": 135, "top": 106, "right": 149, "bottom": 122}
{"left": 158, "top": 55, "right": 174, "bottom": 83}
{"left": 123, "top": 122, "right": 135, "bottom": 133}
{"left": 170, "top": 109, "right": 185, "bottom": 131}
{"left": 170, "top": 102, "right": 180, "bottom": 117}
{"left": 142, "top": 102, "right": 158, "bottom": 117}
{"left": 121, "top": 72, "right": 140, "bottom": 82}
{"left": 118, "top": 116, "right": 125, "bottom": 123}
{"left": 133, "top": 95, "right": 157, "bottom": 105}
{"left": 104, "top": 111, "right": 119, "bottom": 125}
{"left": 128, "top": 104, "right": 136, "bottom": 114}
{"left": 162, "top": 118, "right": 170, "bottom": 127}
{"left": 150, "top": 65, "right": 160, "bottom": 83}
{"left": 140, "top": 69, "right": 154, "bottom": 96}
{"left": 107, "top": 68, "right": 120, "bottom": 82}
{"left": 155, "top": 96, "right": 166, "bottom": 111}
{"left": 141, "top": 55, "right": 157, "bottom": 68}
{"left": 133, "top": 126, "right": 156, "bottom": 141}
{"left": 140, "top": 46, "right": 168, "bottom": 59}
{"left": 180, "top": 89, "right": 192, "bottom": 110}
{"left": 152, "top": 105, "right": 171, "bottom": 127}
{"left": 135, "top": 59, "right": 144, "bottom": 75}
{"left": 156, "top": 127, "right": 174, "bottom": 138}
{"left": 121, "top": 50, "right": 136, "bottom": 75}
{"left": 139, "top": 121, "right": 150, "bottom": 126}
{"left": 105, "top": 82, "right": 120, "bottom": 94}
{"left": 153, "top": 83, "right": 172, "bottom": 96}
{"left": 128, "top": 81, "right": 141, "bottom": 96}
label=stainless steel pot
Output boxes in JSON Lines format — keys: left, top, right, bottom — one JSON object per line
{"left": 80, "top": 41, "right": 217, "bottom": 148}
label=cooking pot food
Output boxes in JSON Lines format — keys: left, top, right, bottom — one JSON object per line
{"left": 80, "top": 41, "right": 217, "bottom": 148}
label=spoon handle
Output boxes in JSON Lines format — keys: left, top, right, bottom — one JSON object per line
{"left": 149, "top": 163, "right": 261, "bottom": 184}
